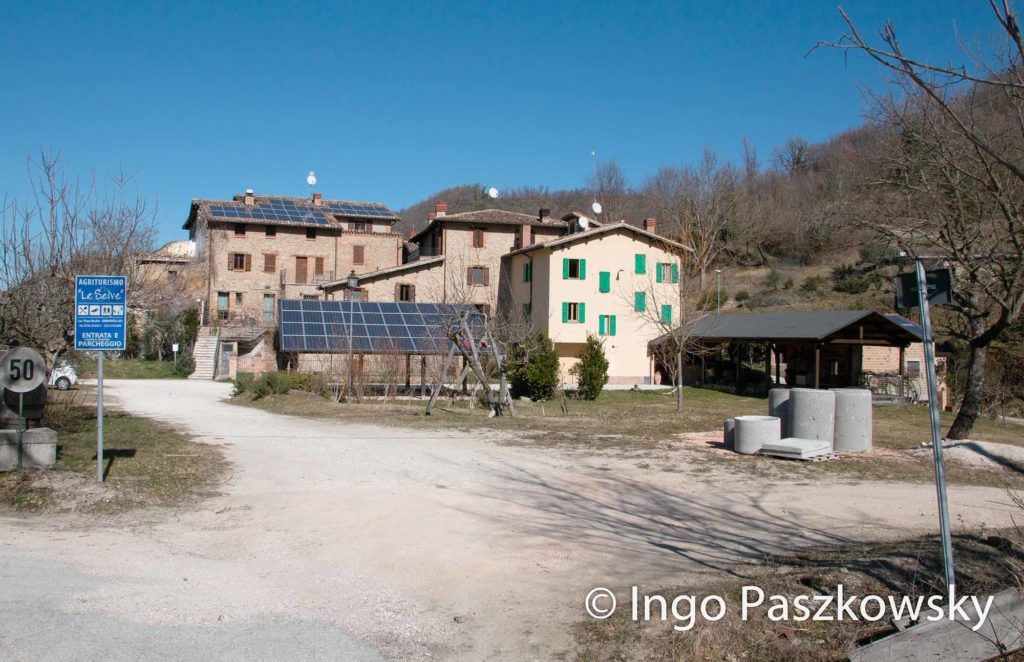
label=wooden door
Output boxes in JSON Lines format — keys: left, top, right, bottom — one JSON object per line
{"left": 295, "top": 257, "right": 308, "bottom": 284}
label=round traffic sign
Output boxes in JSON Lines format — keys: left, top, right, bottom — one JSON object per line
{"left": 0, "top": 347, "right": 47, "bottom": 393}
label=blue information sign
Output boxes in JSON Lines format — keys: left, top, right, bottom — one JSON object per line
{"left": 74, "top": 275, "right": 127, "bottom": 351}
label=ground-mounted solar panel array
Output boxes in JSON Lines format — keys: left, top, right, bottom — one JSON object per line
{"left": 207, "top": 199, "right": 397, "bottom": 226}
{"left": 278, "top": 300, "right": 486, "bottom": 354}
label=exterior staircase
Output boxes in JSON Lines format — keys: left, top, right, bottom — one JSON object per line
{"left": 189, "top": 328, "right": 220, "bottom": 380}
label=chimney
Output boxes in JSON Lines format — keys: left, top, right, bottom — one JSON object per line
{"left": 312, "top": 192, "right": 322, "bottom": 207}
{"left": 244, "top": 188, "right": 255, "bottom": 206}
{"left": 538, "top": 208, "right": 550, "bottom": 223}
{"left": 520, "top": 224, "right": 533, "bottom": 247}
{"left": 643, "top": 217, "right": 656, "bottom": 234}
{"left": 435, "top": 201, "right": 448, "bottom": 217}
{"left": 428, "top": 211, "right": 436, "bottom": 222}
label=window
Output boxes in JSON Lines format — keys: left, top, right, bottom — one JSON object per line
{"left": 467, "top": 266, "right": 489, "bottom": 286}
{"left": 264, "top": 253, "right": 276, "bottom": 274}
{"left": 599, "top": 314, "right": 617, "bottom": 336}
{"left": 235, "top": 292, "right": 243, "bottom": 306}
{"left": 634, "top": 291, "right": 646, "bottom": 312}
{"left": 314, "top": 256, "right": 324, "bottom": 275}
{"left": 522, "top": 261, "right": 532, "bottom": 283}
{"left": 599, "top": 271, "right": 610, "bottom": 293}
{"left": 351, "top": 221, "right": 367, "bottom": 232}
{"left": 562, "top": 258, "right": 586, "bottom": 280}
{"left": 306, "top": 227, "right": 316, "bottom": 240}
{"left": 474, "top": 303, "right": 491, "bottom": 316}
{"left": 167, "top": 270, "right": 178, "bottom": 286}
{"left": 217, "top": 292, "right": 229, "bottom": 320}
{"left": 234, "top": 223, "right": 246, "bottom": 237}
{"left": 660, "top": 304, "right": 672, "bottom": 324}
{"left": 353, "top": 245, "right": 365, "bottom": 265}
{"left": 265, "top": 225, "right": 276, "bottom": 238}
{"left": 472, "top": 228, "right": 484, "bottom": 248}
{"left": 561, "top": 302, "right": 585, "bottom": 323}
{"left": 656, "top": 262, "right": 679, "bottom": 284}
{"left": 228, "top": 253, "right": 251, "bottom": 271}
{"left": 302, "top": 294, "right": 319, "bottom": 301}
{"left": 635, "top": 253, "right": 646, "bottom": 274}
{"left": 397, "top": 283, "right": 415, "bottom": 302}
{"left": 906, "top": 359, "right": 922, "bottom": 378}
{"left": 263, "top": 294, "right": 275, "bottom": 322}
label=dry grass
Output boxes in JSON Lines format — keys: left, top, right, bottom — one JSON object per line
{"left": 573, "top": 530, "right": 1024, "bottom": 661}
{"left": 0, "top": 389, "right": 227, "bottom": 514}
{"left": 232, "top": 387, "right": 1024, "bottom": 488}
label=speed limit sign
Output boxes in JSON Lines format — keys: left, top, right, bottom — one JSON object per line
{"left": 0, "top": 347, "right": 47, "bottom": 393}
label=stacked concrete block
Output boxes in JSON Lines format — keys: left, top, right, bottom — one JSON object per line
{"left": 734, "top": 415, "right": 781, "bottom": 454}
{"left": 789, "top": 388, "right": 836, "bottom": 446}
{"left": 768, "top": 388, "right": 792, "bottom": 438}
{"left": 0, "top": 428, "right": 57, "bottom": 471}
{"left": 832, "top": 388, "right": 873, "bottom": 452}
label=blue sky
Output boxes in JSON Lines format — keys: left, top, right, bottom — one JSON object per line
{"left": 0, "top": 1, "right": 995, "bottom": 245}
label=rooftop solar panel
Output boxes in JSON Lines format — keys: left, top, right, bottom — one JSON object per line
{"left": 206, "top": 198, "right": 397, "bottom": 226}
{"left": 277, "top": 300, "right": 484, "bottom": 354}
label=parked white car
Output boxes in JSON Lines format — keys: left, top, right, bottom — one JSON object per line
{"left": 47, "top": 362, "right": 79, "bottom": 390}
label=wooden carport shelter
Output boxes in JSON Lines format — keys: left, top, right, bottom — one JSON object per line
{"left": 652, "top": 310, "right": 924, "bottom": 390}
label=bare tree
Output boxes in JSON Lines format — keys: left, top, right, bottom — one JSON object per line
{"left": 677, "top": 150, "right": 740, "bottom": 288}
{"left": 823, "top": 1, "right": 1024, "bottom": 438}
{"left": 772, "top": 137, "right": 811, "bottom": 174}
{"left": 0, "top": 151, "right": 157, "bottom": 366}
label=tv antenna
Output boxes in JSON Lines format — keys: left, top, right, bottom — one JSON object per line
{"left": 590, "top": 150, "right": 601, "bottom": 215}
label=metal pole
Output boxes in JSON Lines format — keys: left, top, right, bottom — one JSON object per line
{"left": 347, "top": 321, "right": 353, "bottom": 402}
{"left": 16, "top": 392, "right": 24, "bottom": 471}
{"left": 915, "top": 258, "right": 955, "bottom": 592}
{"left": 97, "top": 350, "right": 104, "bottom": 482}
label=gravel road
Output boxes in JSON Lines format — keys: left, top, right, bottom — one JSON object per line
{"left": 0, "top": 379, "right": 1016, "bottom": 660}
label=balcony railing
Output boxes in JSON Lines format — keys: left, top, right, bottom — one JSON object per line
{"left": 279, "top": 268, "right": 335, "bottom": 286}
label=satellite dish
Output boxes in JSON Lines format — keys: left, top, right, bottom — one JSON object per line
{"left": 486, "top": 186, "right": 499, "bottom": 199}
{"left": 307, "top": 171, "right": 317, "bottom": 187}
{"left": 579, "top": 217, "right": 590, "bottom": 229}
{"left": 591, "top": 201, "right": 602, "bottom": 215}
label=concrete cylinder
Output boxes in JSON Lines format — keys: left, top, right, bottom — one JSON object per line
{"left": 723, "top": 419, "right": 735, "bottom": 450}
{"left": 734, "top": 415, "right": 780, "bottom": 455}
{"left": 768, "top": 388, "right": 791, "bottom": 438}
{"left": 790, "top": 388, "right": 836, "bottom": 446}
{"left": 832, "top": 388, "right": 873, "bottom": 452}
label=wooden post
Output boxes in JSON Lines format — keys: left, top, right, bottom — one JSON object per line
{"left": 899, "top": 345, "right": 906, "bottom": 397}
{"left": 814, "top": 344, "right": 821, "bottom": 389}
{"left": 764, "top": 343, "right": 772, "bottom": 393}
{"left": 774, "top": 346, "right": 781, "bottom": 386}
{"left": 420, "top": 355, "right": 427, "bottom": 398}
{"left": 405, "top": 354, "right": 411, "bottom": 390}
{"left": 734, "top": 343, "right": 740, "bottom": 388}
{"left": 699, "top": 355, "right": 705, "bottom": 386}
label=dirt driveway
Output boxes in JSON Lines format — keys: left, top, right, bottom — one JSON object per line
{"left": 0, "top": 380, "right": 1016, "bottom": 660}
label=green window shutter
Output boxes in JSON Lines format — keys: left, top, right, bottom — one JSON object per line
{"left": 610, "top": 315, "right": 617, "bottom": 336}
{"left": 599, "top": 271, "right": 610, "bottom": 293}
{"left": 599, "top": 315, "right": 606, "bottom": 336}
{"left": 579, "top": 259, "right": 586, "bottom": 280}
{"left": 561, "top": 302, "right": 569, "bottom": 323}
{"left": 656, "top": 263, "right": 664, "bottom": 283}
{"left": 578, "top": 302, "right": 586, "bottom": 323}
{"left": 661, "top": 304, "right": 672, "bottom": 324}
{"left": 672, "top": 263, "right": 679, "bottom": 283}
{"left": 634, "top": 291, "right": 646, "bottom": 312}
{"left": 562, "top": 258, "right": 570, "bottom": 279}
{"left": 635, "top": 253, "right": 646, "bottom": 274}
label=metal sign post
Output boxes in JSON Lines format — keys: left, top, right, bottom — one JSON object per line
{"left": 0, "top": 347, "right": 47, "bottom": 471}
{"left": 74, "top": 275, "right": 127, "bottom": 482}
{"left": 909, "top": 259, "right": 956, "bottom": 592}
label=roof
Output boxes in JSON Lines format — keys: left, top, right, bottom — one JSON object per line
{"left": 318, "top": 256, "right": 445, "bottom": 290}
{"left": 183, "top": 194, "right": 400, "bottom": 230}
{"left": 409, "top": 209, "right": 567, "bottom": 243}
{"left": 654, "top": 310, "right": 922, "bottom": 345}
{"left": 506, "top": 221, "right": 692, "bottom": 256}
{"left": 136, "top": 240, "right": 194, "bottom": 263}
{"left": 885, "top": 313, "right": 925, "bottom": 340}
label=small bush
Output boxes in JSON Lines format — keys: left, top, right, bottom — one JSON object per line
{"left": 745, "top": 291, "right": 794, "bottom": 309}
{"left": 801, "top": 276, "right": 827, "bottom": 293}
{"left": 569, "top": 334, "right": 609, "bottom": 400}
{"left": 733, "top": 290, "right": 750, "bottom": 302}
{"left": 232, "top": 372, "right": 254, "bottom": 396}
{"left": 763, "top": 269, "right": 782, "bottom": 290}
{"left": 250, "top": 372, "right": 294, "bottom": 400}
{"left": 510, "top": 334, "right": 561, "bottom": 401}
{"left": 783, "top": 278, "right": 794, "bottom": 290}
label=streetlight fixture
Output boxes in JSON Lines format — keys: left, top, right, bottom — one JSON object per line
{"left": 346, "top": 270, "right": 358, "bottom": 401}
{"left": 715, "top": 269, "right": 722, "bottom": 315}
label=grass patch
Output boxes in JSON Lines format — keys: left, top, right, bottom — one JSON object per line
{"left": 77, "top": 358, "right": 183, "bottom": 380}
{"left": 231, "top": 387, "right": 1024, "bottom": 488}
{"left": 1, "top": 393, "right": 227, "bottom": 514}
{"left": 573, "top": 529, "right": 1023, "bottom": 661}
